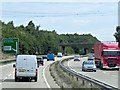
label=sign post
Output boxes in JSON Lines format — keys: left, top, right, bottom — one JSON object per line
{"left": 3, "top": 38, "right": 19, "bottom": 54}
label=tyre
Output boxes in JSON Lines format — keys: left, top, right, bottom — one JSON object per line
{"left": 82, "top": 69, "right": 84, "bottom": 71}
{"left": 117, "top": 68, "right": 119, "bottom": 71}
{"left": 15, "top": 77, "right": 19, "bottom": 82}
{"left": 100, "top": 63, "right": 104, "bottom": 70}
{"left": 34, "top": 74, "right": 37, "bottom": 82}
{"left": 34, "top": 76, "right": 37, "bottom": 82}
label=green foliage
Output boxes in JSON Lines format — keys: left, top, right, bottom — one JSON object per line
{"left": 66, "top": 47, "right": 74, "bottom": 54}
{"left": 1, "top": 20, "right": 100, "bottom": 55}
{"left": 114, "top": 26, "right": 120, "bottom": 47}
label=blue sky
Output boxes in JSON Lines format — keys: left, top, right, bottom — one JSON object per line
{"left": 1, "top": 0, "right": 119, "bottom": 41}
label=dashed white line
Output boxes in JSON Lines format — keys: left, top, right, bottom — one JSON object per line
{"left": 103, "top": 72, "right": 107, "bottom": 74}
{"left": 8, "top": 74, "right": 12, "bottom": 77}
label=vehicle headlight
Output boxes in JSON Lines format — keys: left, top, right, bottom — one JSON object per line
{"left": 93, "top": 66, "right": 96, "bottom": 68}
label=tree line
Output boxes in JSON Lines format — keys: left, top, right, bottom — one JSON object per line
{"left": 1, "top": 20, "right": 100, "bottom": 55}
{"left": 114, "top": 26, "right": 120, "bottom": 47}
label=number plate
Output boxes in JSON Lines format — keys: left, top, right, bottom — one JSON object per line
{"left": 18, "top": 69, "right": 26, "bottom": 72}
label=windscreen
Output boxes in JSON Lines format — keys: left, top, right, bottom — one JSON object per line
{"left": 103, "top": 51, "right": 120, "bottom": 56}
{"left": 84, "top": 61, "right": 94, "bottom": 65}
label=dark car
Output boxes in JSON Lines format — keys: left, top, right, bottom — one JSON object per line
{"left": 42, "top": 55, "right": 47, "bottom": 59}
{"left": 82, "top": 60, "right": 96, "bottom": 72}
{"left": 37, "top": 57, "right": 44, "bottom": 66}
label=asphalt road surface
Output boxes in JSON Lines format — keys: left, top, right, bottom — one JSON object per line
{"left": 0, "top": 56, "right": 71, "bottom": 90}
{"left": 66, "top": 57, "right": 119, "bottom": 89}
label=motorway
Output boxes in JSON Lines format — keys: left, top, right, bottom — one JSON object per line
{"left": 0, "top": 56, "right": 119, "bottom": 89}
{"left": 65, "top": 57, "right": 120, "bottom": 89}
{"left": 0, "top": 57, "right": 70, "bottom": 89}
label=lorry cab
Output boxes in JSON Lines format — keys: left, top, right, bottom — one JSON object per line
{"left": 94, "top": 43, "right": 120, "bottom": 70}
{"left": 14, "top": 55, "right": 38, "bottom": 82}
{"left": 101, "top": 49, "right": 120, "bottom": 69}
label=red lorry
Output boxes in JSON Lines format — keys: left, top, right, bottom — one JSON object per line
{"left": 94, "top": 43, "right": 120, "bottom": 70}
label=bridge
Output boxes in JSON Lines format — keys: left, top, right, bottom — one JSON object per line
{"left": 59, "top": 42, "right": 98, "bottom": 54}
{"left": 59, "top": 41, "right": 116, "bottom": 54}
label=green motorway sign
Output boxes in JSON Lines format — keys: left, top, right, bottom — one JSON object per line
{"left": 3, "top": 38, "right": 19, "bottom": 54}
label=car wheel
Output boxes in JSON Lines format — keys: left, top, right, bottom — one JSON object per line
{"left": 117, "top": 68, "right": 119, "bottom": 71}
{"left": 15, "top": 77, "right": 19, "bottom": 82}
{"left": 82, "top": 69, "right": 84, "bottom": 71}
{"left": 34, "top": 76, "right": 37, "bottom": 82}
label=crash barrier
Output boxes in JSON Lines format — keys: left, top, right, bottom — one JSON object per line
{"left": 59, "top": 58, "right": 118, "bottom": 90}
{"left": 0, "top": 59, "right": 15, "bottom": 65}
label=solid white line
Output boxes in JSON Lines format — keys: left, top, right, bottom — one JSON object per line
{"left": 68, "top": 59, "right": 70, "bottom": 67}
{"left": 43, "top": 63, "right": 51, "bottom": 89}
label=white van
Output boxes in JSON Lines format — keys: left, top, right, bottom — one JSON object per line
{"left": 13, "top": 55, "right": 38, "bottom": 82}
{"left": 57, "top": 52, "right": 62, "bottom": 57}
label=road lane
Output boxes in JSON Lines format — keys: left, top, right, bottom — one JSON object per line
{"left": 0, "top": 57, "right": 59, "bottom": 89}
{"left": 67, "top": 57, "right": 119, "bottom": 88}
{"left": 1, "top": 60, "right": 48, "bottom": 88}
{"left": 0, "top": 56, "right": 71, "bottom": 89}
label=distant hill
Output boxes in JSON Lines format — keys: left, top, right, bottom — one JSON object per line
{"left": 1, "top": 20, "right": 100, "bottom": 55}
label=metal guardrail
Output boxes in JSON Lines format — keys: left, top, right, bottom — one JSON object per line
{"left": 59, "top": 57, "right": 118, "bottom": 90}
{"left": 0, "top": 59, "right": 15, "bottom": 64}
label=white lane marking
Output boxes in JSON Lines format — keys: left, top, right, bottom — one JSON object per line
{"left": 67, "top": 60, "right": 78, "bottom": 72}
{"left": 103, "top": 72, "right": 107, "bottom": 74}
{"left": 111, "top": 75, "right": 117, "bottom": 77}
{"left": 3, "top": 77, "right": 7, "bottom": 81}
{"left": 68, "top": 59, "right": 70, "bottom": 67}
{"left": 43, "top": 62, "right": 52, "bottom": 90}
{"left": 8, "top": 74, "right": 12, "bottom": 77}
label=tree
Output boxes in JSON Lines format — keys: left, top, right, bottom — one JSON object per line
{"left": 7, "top": 21, "right": 14, "bottom": 29}
{"left": 2, "top": 20, "right": 100, "bottom": 55}
{"left": 114, "top": 26, "right": 120, "bottom": 47}
{"left": 26, "top": 20, "right": 35, "bottom": 34}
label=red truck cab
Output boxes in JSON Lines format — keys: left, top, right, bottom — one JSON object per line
{"left": 94, "top": 43, "right": 120, "bottom": 70}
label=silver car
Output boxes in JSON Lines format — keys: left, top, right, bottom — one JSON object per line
{"left": 74, "top": 55, "right": 80, "bottom": 61}
{"left": 82, "top": 60, "right": 96, "bottom": 72}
